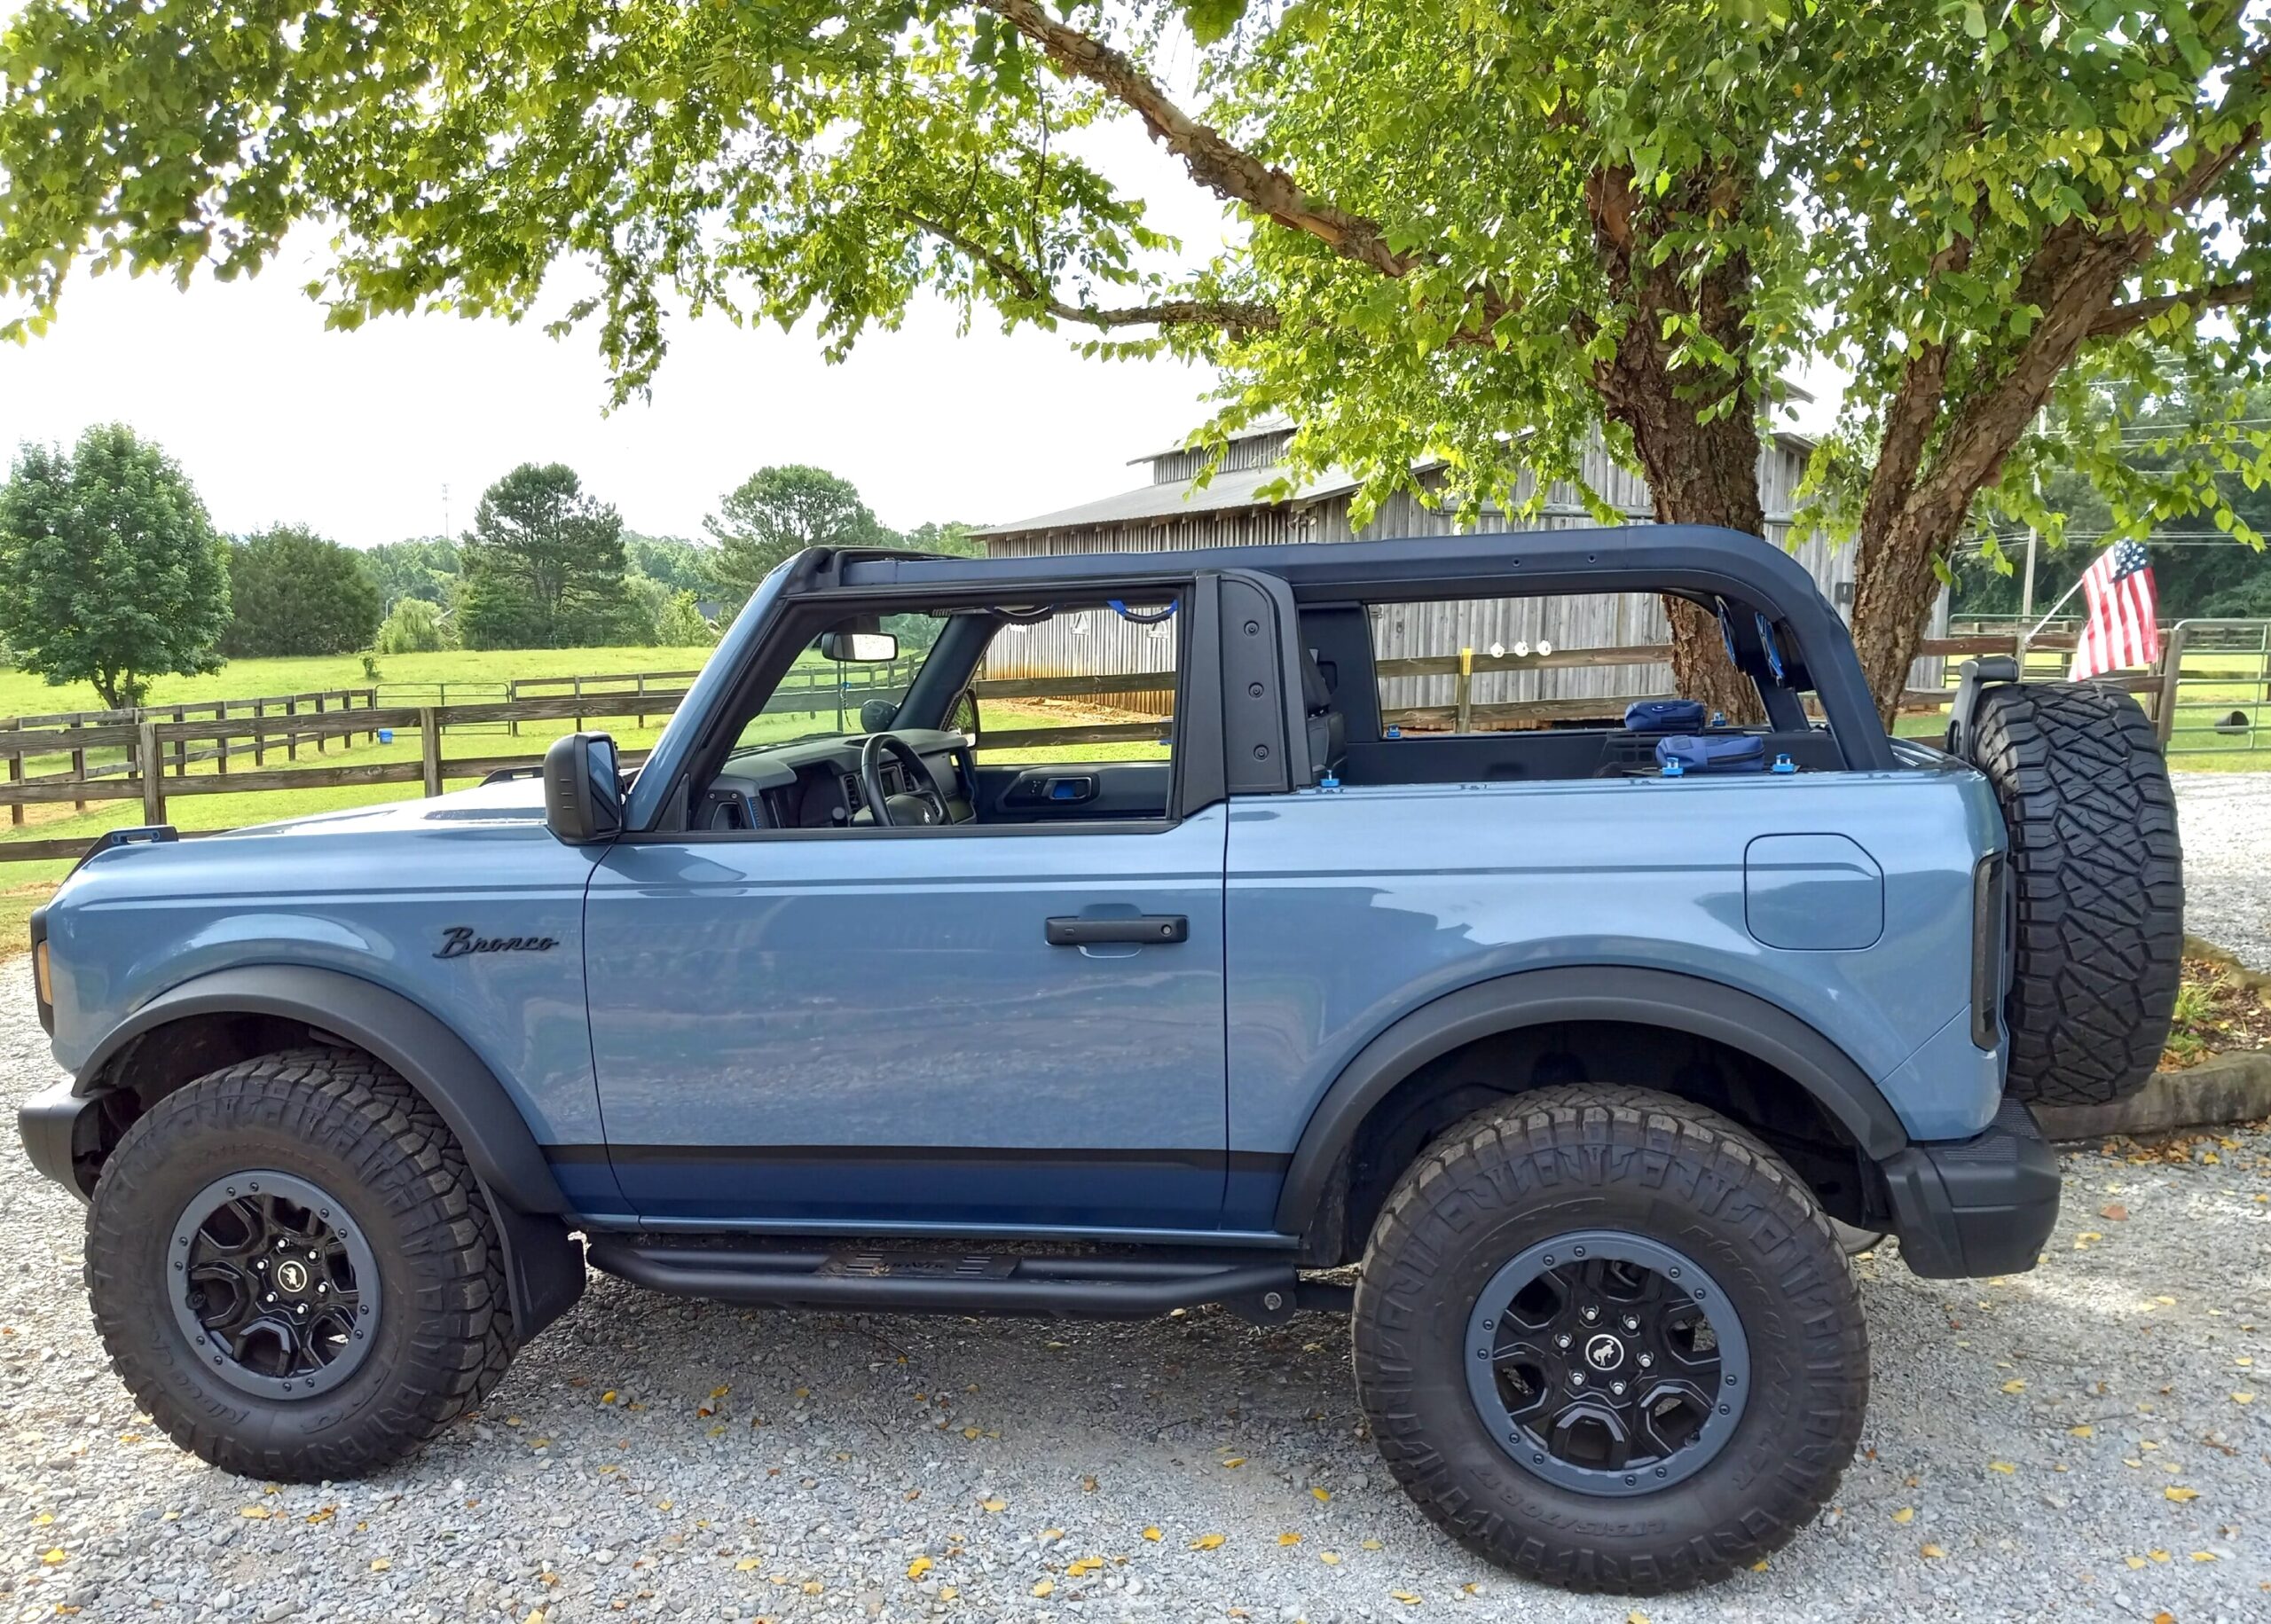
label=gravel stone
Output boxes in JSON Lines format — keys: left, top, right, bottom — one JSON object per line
{"left": 2173, "top": 773, "right": 2271, "bottom": 970}
{"left": 0, "top": 936, "right": 2264, "bottom": 1620}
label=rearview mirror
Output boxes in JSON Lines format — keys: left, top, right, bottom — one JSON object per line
{"left": 820, "top": 629, "right": 898, "bottom": 663}
{"left": 543, "top": 732, "right": 622, "bottom": 845}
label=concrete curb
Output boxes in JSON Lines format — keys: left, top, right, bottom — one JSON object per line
{"left": 2035, "top": 1046, "right": 2271, "bottom": 1142}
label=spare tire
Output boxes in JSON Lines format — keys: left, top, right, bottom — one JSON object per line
{"left": 1961, "top": 681, "right": 2184, "bottom": 1106}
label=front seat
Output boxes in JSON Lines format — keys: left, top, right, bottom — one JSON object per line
{"left": 1301, "top": 648, "right": 1346, "bottom": 781}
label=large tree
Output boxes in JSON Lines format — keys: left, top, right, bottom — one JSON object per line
{"left": 0, "top": 425, "right": 231, "bottom": 710}
{"left": 458, "top": 463, "right": 632, "bottom": 649}
{"left": 5, "top": 3, "right": 2268, "bottom": 716}
{"left": 703, "top": 467, "right": 889, "bottom": 612}
{"left": 223, "top": 524, "right": 383, "bottom": 657}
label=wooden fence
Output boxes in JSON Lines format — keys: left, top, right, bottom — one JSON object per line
{"left": 0, "top": 627, "right": 2247, "bottom": 867}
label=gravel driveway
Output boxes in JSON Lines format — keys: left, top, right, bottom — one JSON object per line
{"left": 2173, "top": 773, "right": 2271, "bottom": 972}
{"left": 0, "top": 999, "right": 2266, "bottom": 1620}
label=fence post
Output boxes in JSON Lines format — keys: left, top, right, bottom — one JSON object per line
{"left": 287, "top": 697, "right": 298, "bottom": 761}
{"left": 138, "top": 718, "right": 165, "bottom": 826}
{"left": 636, "top": 673, "right": 647, "bottom": 730}
{"left": 69, "top": 724, "right": 85, "bottom": 813}
{"left": 215, "top": 700, "right": 229, "bottom": 777}
{"left": 6, "top": 748, "right": 19, "bottom": 828}
{"left": 171, "top": 706, "right": 187, "bottom": 776}
{"left": 509, "top": 679, "right": 520, "bottom": 737}
{"left": 254, "top": 699, "right": 267, "bottom": 766}
{"left": 1454, "top": 647, "right": 1474, "bottom": 734}
{"left": 314, "top": 692, "right": 326, "bottom": 753}
{"left": 367, "top": 688, "right": 380, "bottom": 745}
{"left": 420, "top": 706, "right": 443, "bottom": 796}
{"left": 2154, "top": 622, "right": 2189, "bottom": 747}
{"left": 574, "top": 674, "right": 585, "bottom": 732}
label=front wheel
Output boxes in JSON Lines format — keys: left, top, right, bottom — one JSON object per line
{"left": 1353, "top": 1086, "right": 1867, "bottom": 1592}
{"left": 85, "top": 1047, "right": 516, "bottom": 1480}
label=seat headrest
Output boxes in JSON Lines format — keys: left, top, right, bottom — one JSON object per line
{"left": 1300, "top": 647, "right": 1332, "bottom": 713}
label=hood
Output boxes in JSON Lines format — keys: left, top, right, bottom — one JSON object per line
{"left": 231, "top": 774, "right": 550, "bottom": 837}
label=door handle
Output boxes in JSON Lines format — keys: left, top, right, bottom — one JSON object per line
{"left": 1045, "top": 914, "right": 1189, "bottom": 946}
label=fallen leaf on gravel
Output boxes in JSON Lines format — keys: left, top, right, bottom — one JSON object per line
{"left": 117, "top": 1433, "right": 141, "bottom": 1445}
{"left": 735, "top": 1559, "right": 761, "bottom": 1572}
{"left": 800, "top": 1581, "right": 823, "bottom": 1595}
{"left": 1891, "top": 1507, "right": 1914, "bottom": 1524}
{"left": 39, "top": 1550, "right": 64, "bottom": 1565}
{"left": 2165, "top": 1487, "right": 2200, "bottom": 1502}
{"left": 1221, "top": 1456, "right": 1246, "bottom": 1468}
{"left": 523, "top": 1611, "right": 545, "bottom": 1624}
{"left": 1032, "top": 1579, "right": 1054, "bottom": 1597}
{"left": 1141, "top": 1526, "right": 1161, "bottom": 1542}
{"left": 240, "top": 1507, "right": 271, "bottom": 1519}
{"left": 2071, "top": 1425, "right": 2094, "bottom": 1438}
{"left": 1311, "top": 1487, "right": 1331, "bottom": 1502}
{"left": 2191, "top": 1551, "right": 2218, "bottom": 1562}
{"left": 939, "top": 1586, "right": 958, "bottom": 1601}
{"left": 962, "top": 1427, "right": 981, "bottom": 1441}
{"left": 1067, "top": 1557, "right": 1103, "bottom": 1577}
{"left": 2126, "top": 1557, "right": 2149, "bottom": 1570}
{"left": 1191, "top": 1534, "right": 1225, "bottom": 1550}
{"left": 2233, "top": 1393, "right": 2256, "bottom": 1404}
{"left": 980, "top": 1498, "right": 1006, "bottom": 1513}
{"left": 1988, "top": 1462, "right": 2016, "bottom": 1474}
{"left": 1629, "top": 1613, "right": 1650, "bottom": 1624}
{"left": 2149, "top": 1549, "right": 2172, "bottom": 1563}
{"left": 2152, "top": 1612, "right": 2175, "bottom": 1624}
{"left": 2101, "top": 1203, "right": 2128, "bottom": 1221}
{"left": 370, "top": 1558, "right": 390, "bottom": 1573}
{"left": 2237, "top": 1356, "right": 2254, "bottom": 1368}
{"left": 1391, "top": 1592, "right": 1421, "bottom": 1605}
{"left": 1750, "top": 1560, "right": 1770, "bottom": 1572}
{"left": 1920, "top": 1544, "right": 1946, "bottom": 1558}
{"left": 2000, "top": 1380, "right": 2026, "bottom": 1394}
{"left": 1082, "top": 1476, "right": 1098, "bottom": 1492}
{"left": 1319, "top": 1553, "right": 1341, "bottom": 1565}
{"left": 1278, "top": 1533, "right": 1301, "bottom": 1547}
{"left": 305, "top": 1507, "right": 335, "bottom": 1525}
{"left": 1362, "top": 1540, "right": 1384, "bottom": 1551}
{"left": 2073, "top": 1233, "right": 2102, "bottom": 1250}
{"left": 907, "top": 1557, "right": 931, "bottom": 1580}
{"left": 711, "top": 1386, "right": 728, "bottom": 1399}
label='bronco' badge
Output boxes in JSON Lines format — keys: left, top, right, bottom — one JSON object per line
{"left": 434, "top": 926, "right": 560, "bottom": 959}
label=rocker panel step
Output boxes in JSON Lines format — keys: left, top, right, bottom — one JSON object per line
{"left": 584, "top": 1237, "right": 1334, "bottom": 1320}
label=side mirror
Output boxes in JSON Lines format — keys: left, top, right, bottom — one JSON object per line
{"left": 858, "top": 697, "right": 899, "bottom": 734}
{"left": 947, "top": 688, "right": 980, "bottom": 739}
{"left": 543, "top": 732, "right": 622, "bottom": 845}
{"left": 820, "top": 629, "right": 899, "bottom": 663}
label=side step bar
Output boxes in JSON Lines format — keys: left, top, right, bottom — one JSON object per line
{"left": 585, "top": 1238, "right": 1352, "bottom": 1323}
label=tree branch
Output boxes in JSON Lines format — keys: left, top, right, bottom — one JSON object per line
{"left": 904, "top": 208, "right": 1279, "bottom": 332}
{"left": 2088, "top": 277, "right": 2260, "bottom": 338}
{"left": 973, "top": 0, "right": 1417, "bottom": 281}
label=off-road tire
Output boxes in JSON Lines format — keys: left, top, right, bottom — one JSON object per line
{"left": 86, "top": 1047, "right": 515, "bottom": 1479}
{"left": 1963, "top": 680, "right": 2184, "bottom": 1106}
{"left": 1353, "top": 1085, "right": 1866, "bottom": 1593}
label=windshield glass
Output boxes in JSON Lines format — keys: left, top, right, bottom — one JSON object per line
{"left": 732, "top": 612, "right": 944, "bottom": 751}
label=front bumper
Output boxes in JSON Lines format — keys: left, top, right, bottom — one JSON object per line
{"left": 19, "top": 1075, "right": 98, "bottom": 1201}
{"left": 1880, "top": 1096, "right": 2060, "bottom": 1278}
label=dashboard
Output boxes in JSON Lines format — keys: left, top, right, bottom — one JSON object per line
{"left": 701, "top": 729, "right": 974, "bottom": 830}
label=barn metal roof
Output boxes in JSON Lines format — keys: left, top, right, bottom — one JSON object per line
{"left": 972, "top": 430, "right": 1819, "bottom": 540}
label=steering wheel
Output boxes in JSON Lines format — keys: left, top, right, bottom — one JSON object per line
{"left": 858, "top": 733, "right": 950, "bottom": 827}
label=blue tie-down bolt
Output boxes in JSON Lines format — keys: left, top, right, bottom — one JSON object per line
{"left": 1771, "top": 753, "right": 1796, "bottom": 773}
{"left": 1319, "top": 773, "right": 1340, "bottom": 789}
{"left": 1662, "top": 757, "right": 1685, "bottom": 778}
{"left": 1385, "top": 726, "right": 1403, "bottom": 739}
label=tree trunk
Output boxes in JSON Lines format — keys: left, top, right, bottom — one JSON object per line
{"left": 1606, "top": 365, "right": 1770, "bottom": 723}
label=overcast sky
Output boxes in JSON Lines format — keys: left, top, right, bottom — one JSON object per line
{"left": 0, "top": 106, "right": 1249, "bottom": 549}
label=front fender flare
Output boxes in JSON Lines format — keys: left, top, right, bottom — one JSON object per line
{"left": 79, "top": 963, "right": 571, "bottom": 1218}
{"left": 1270, "top": 965, "right": 1910, "bottom": 1236}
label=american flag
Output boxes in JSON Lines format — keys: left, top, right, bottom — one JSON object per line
{"left": 2069, "top": 539, "right": 2160, "bottom": 680}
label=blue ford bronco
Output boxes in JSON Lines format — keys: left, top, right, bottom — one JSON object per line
{"left": 19, "top": 528, "right": 2182, "bottom": 1593}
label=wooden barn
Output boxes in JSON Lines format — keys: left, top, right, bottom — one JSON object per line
{"left": 968, "top": 420, "right": 1941, "bottom": 722}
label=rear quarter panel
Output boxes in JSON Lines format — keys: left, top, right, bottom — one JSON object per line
{"left": 1226, "top": 765, "right": 2005, "bottom": 1209}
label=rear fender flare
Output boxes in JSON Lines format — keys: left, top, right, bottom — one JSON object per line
{"left": 1270, "top": 965, "right": 1909, "bottom": 1236}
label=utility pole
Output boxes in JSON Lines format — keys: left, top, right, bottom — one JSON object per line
{"left": 442, "top": 483, "right": 452, "bottom": 540}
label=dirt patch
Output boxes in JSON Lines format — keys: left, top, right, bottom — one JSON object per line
{"left": 2159, "top": 952, "right": 2271, "bottom": 1070}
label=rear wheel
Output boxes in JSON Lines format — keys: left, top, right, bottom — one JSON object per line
{"left": 1961, "top": 680, "right": 2184, "bottom": 1106}
{"left": 1353, "top": 1086, "right": 1866, "bottom": 1592}
{"left": 85, "top": 1047, "right": 515, "bottom": 1480}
